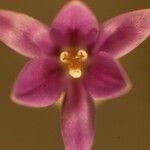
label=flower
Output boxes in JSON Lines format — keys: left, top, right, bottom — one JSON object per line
{"left": 0, "top": 1, "right": 150, "bottom": 150}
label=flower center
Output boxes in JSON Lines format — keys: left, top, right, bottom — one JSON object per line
{"left": 59, "top": 49, "right": 88, "bottom": 78}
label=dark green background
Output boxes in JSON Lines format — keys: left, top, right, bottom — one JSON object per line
{"left": 0, "top": 0, "right": 150, "bottom": 150}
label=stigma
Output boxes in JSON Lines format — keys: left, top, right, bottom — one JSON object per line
{"left": 60, "top": 49, "right": 88, "bottom": 78}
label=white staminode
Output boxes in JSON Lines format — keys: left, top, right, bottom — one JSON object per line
{"left": 69, "top": 68, "right": 82, "bottom": 78}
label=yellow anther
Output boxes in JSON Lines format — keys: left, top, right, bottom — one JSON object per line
{"left": 59, "top": 51, "right": 69, "bottom": 63}
{"left": 59, "top": 49, "right": 88, "bottom": 79}
{"left": 77, "top": 49, "right": 88, "bottom": 61}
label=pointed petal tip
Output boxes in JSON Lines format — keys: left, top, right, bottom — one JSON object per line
{"left": 10, "top": 94, "right": 46, "bottom": 108}
{"left": 103, "top": 58, "right": 133, "bottom": 100}
{"left": 97, "top": 56, "right": 133, "bottom": 100}
{"left": 65, "top": 0, "right": 88, "bottom": 7}
{"left": 63, "top": 0, "right": 97, "bottom": 19}
{"left": 10, "top": 90, "right": 57, "bottom": 108}
{"left": 95, "top": 8, "right": 150, "bottom": 58}
{"left": 0, "top": 9, "right": 53, "bottom": 58}
{"left": 11, "top": 91, "right": 65, "bottom": 108}
{"left": 94, "top": 79, "right": 132, "bottom": 101}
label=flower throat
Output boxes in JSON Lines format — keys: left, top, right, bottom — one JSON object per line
{"left": 60, "top": 49, "right": 88, "bottom": 78}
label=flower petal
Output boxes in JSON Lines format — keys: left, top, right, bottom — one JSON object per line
{"left": 50, "top": 1, "right": 99, "bottom": 48}
{"left": 0, "top": 10, "right": 53, "bottom": 58}
{"left": 94, "top": 9, "right": 150, "bottom": 58}
{"left": 11, "top": 57, "right": 65, "bottom": 108}
{"left": 84, "top": 52, "right": 131, "bottom": 100}
{"left": 61, "top": 80, "right": 95, "bottom": 150}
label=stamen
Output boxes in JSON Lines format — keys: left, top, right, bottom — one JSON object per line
{"left": 77, "top": 49, "right": 88, "bottom": 61}
{"left": 59, "top": 51, "right": 69, "bottom": 63}
{"left": 59, "top": 49, "right": 88, "bottom": 78}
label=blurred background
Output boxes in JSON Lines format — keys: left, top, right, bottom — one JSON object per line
{"left": 0, "top": 0, "right": 150, "bottom": 150}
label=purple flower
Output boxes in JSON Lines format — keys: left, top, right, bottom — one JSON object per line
{"left": 0, "top": 1, "right": 150, "bottom": 150}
